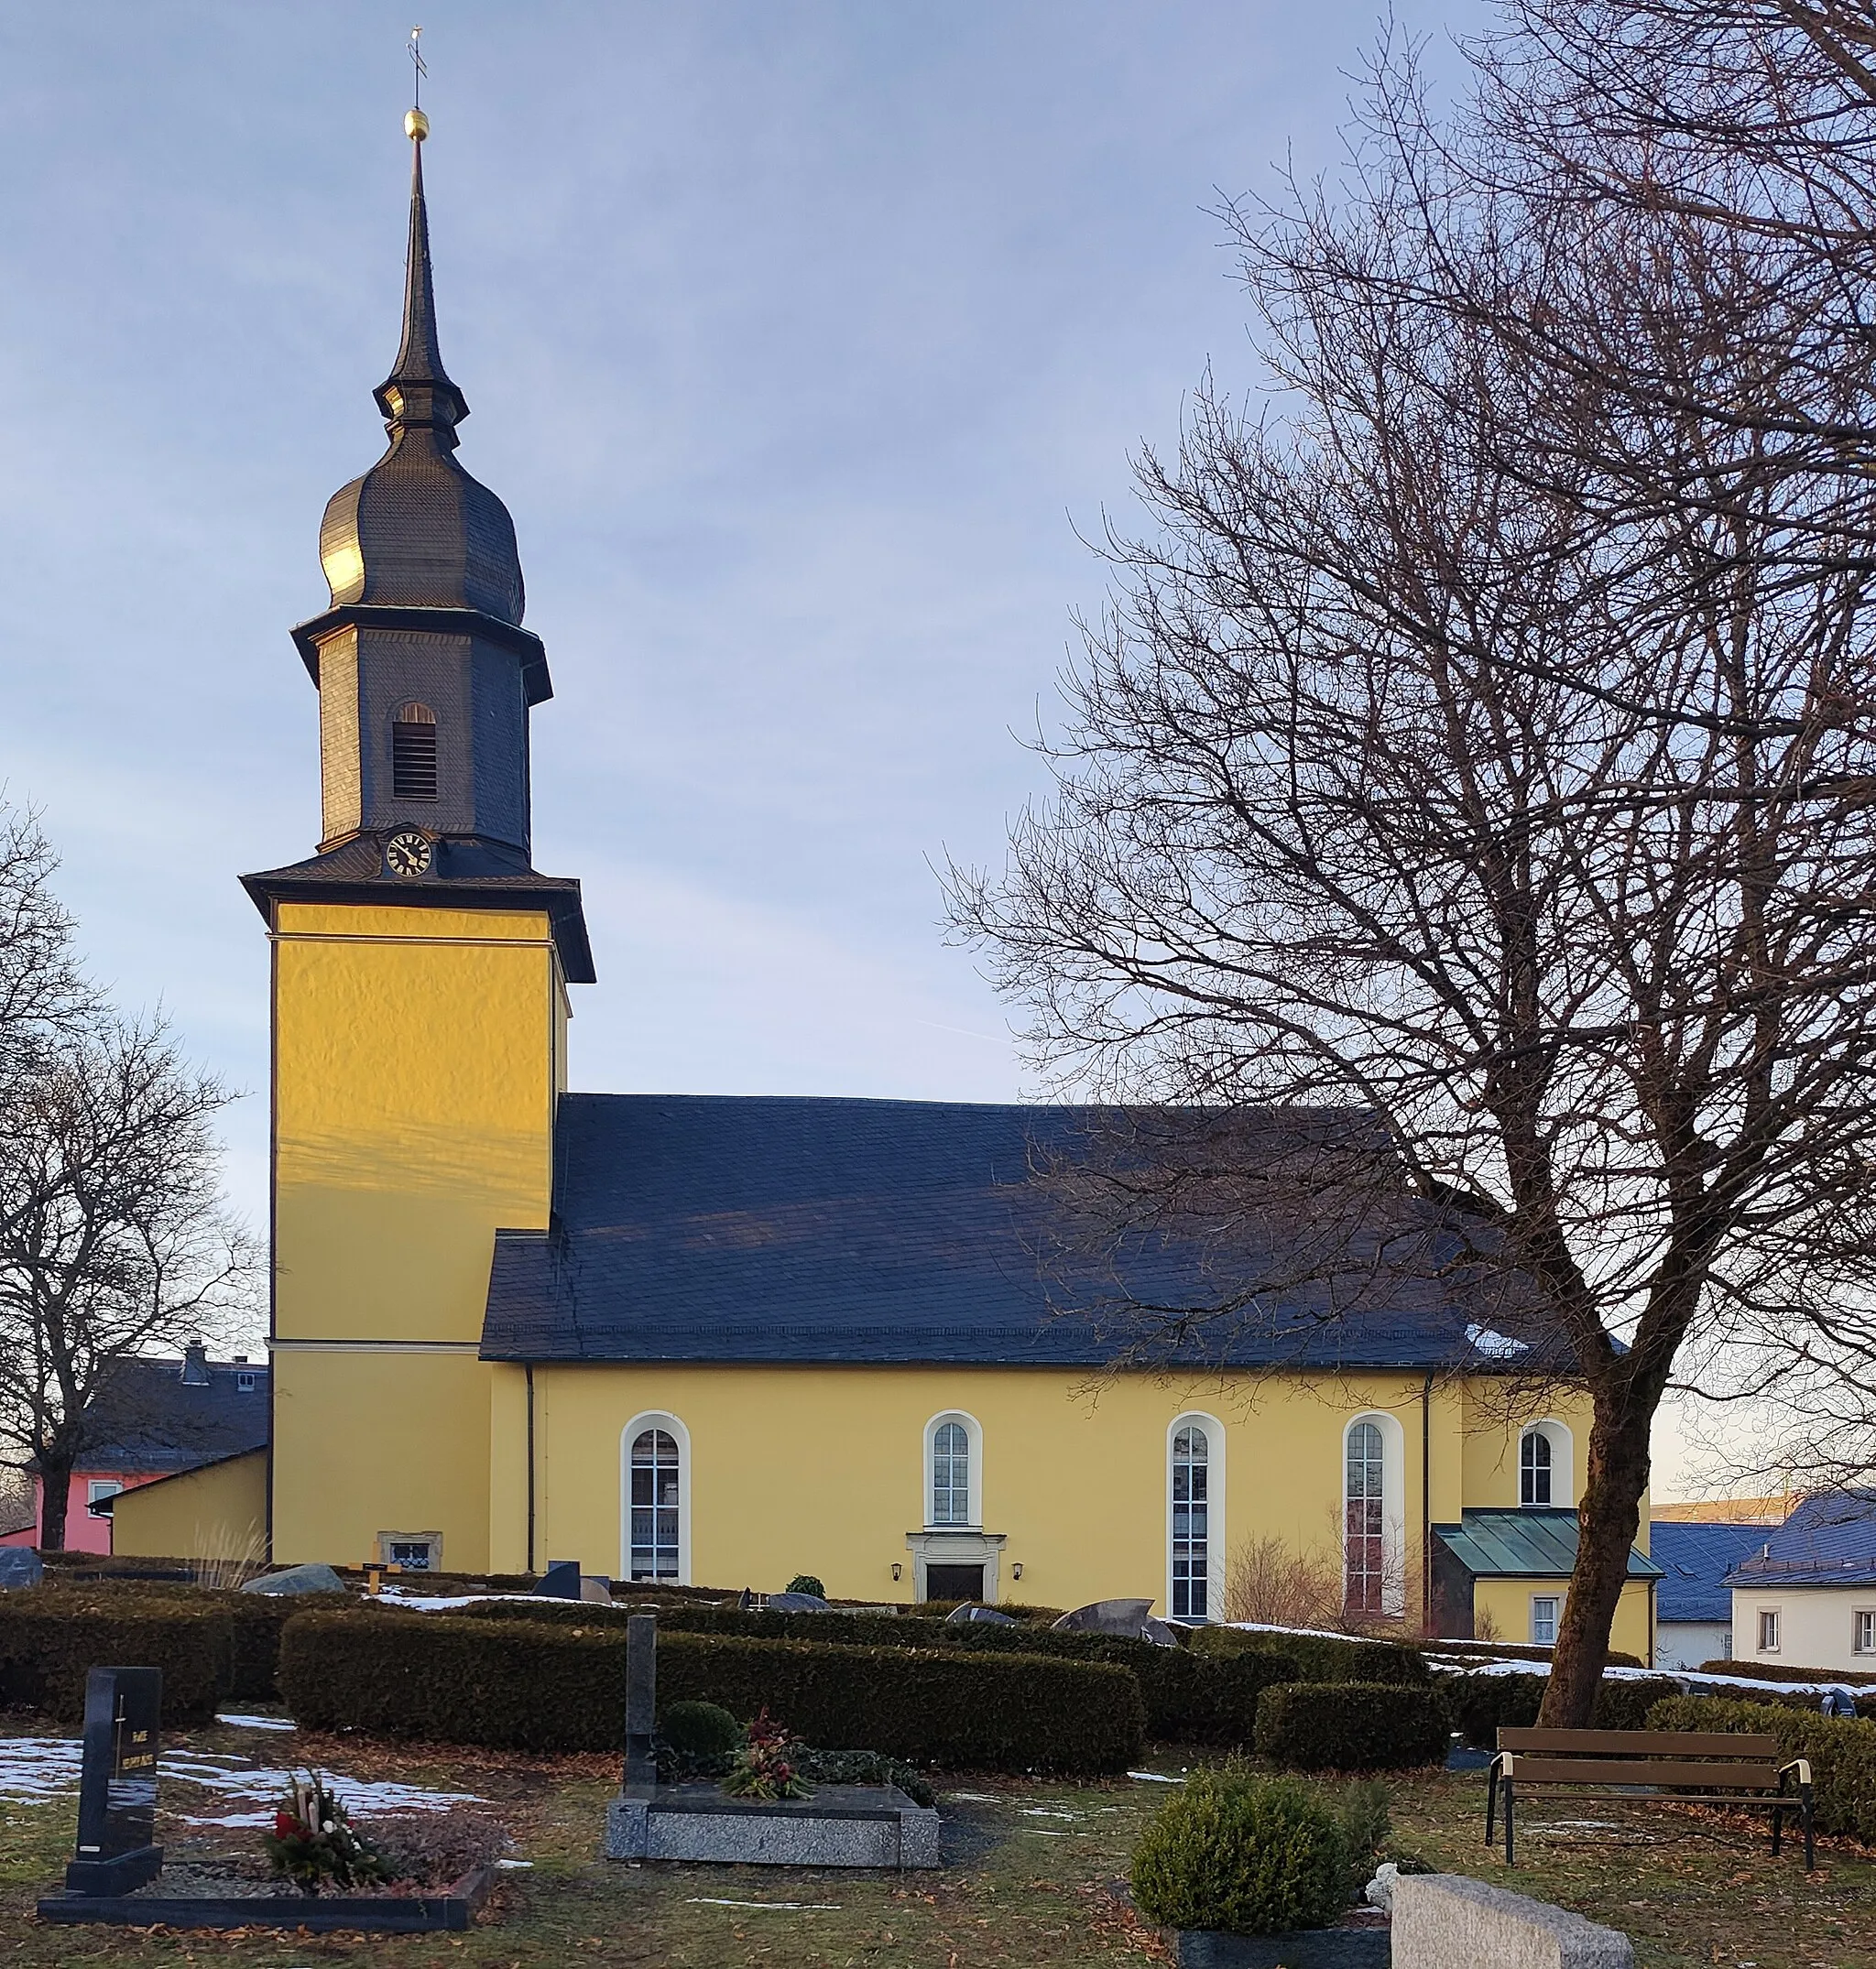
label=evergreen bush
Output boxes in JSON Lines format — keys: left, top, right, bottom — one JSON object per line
{"left": 1130, "top": 1768, "right": 1349, "bottom": 1934}
{"left": 659, "top": 1699, "right": 741, "bottom": 1757}
{"left": 1647, "top": 1694, "right": 1876, "bottom": 1844}
{"left": 0, "top": 1587, "right": 233, "bottom": 1724}
{"left": 782, "top": 1575, "right": 826, "bottom": 1599}
{"left": 1253, "top": 1681, "right": 1449, "bottom": 1771}
{"left": 1444, "top": 1672, "right": 1695, "bottom": 1747}
{"left": 278, "top": 1608, "right": 1143, "bottom": 1771}
{"left": 1188, "top": 1623, "right": 1431, "bottom": 1685}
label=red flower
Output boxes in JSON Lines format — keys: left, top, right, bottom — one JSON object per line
{"left": 274, "top": 1811, "right": 302, "bottom": 1839}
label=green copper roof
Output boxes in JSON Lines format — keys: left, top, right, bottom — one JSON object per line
{"left": 1434, "top": 1508, "right": 1663, "bottom": 1581}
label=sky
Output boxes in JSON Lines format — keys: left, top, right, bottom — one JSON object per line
{"left": 0, "top": 3, "right": 1724, "bottom": 1493}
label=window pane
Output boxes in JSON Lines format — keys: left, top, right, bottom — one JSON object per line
{"left": 629, "top": 1424, "right": 682, "bottom": 1581}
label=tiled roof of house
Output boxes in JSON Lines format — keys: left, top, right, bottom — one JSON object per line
{"left": 481, "top": 1093, "right": 1533, "bottom": 1369}
{"left": 1434, "top": 1508, "right": 1663, "bottom": 1581}
{"left": 1726, "top": 1488, "right": 1876, "bottom": 1589}
{"left": 73, "top": 1353, "right": 270, "bottom": 1474}
{"left": 1651, "top": 1521, "right": 1769, "bottom": 1622}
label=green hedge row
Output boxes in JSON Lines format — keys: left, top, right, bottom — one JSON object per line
{"left": 1253, "top": 1681, "right": 1450, "bottom": 1771}
{"left": 1696, "top": 1657, "right": 1876, "bottom": 1691}
{"left": 278, "top": 1610, "right": 1144, "bottom": 1772}
{"left": 1187, "top": 1624, "right": 1432, "bottom": 1686}
{"left": 461, "top": 1598, "right": 1294, "bottom": 1742}
{"left": 1441, "top": 1672, "right": 1685, "bottom": 1747}
{"left": 1648, "top": 1695, "right": 1876, "bottom": 1844}
{"left": 0, "top": 1588, "right": 234, "bottom": 1725}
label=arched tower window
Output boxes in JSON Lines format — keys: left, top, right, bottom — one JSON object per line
{"left": 1170, "top": 1422, "right": 1211, "bottom": 1620}
{"left": 1521, "top": 1428, "right": 1553, "bottom": 1506}
{"left": 627, "top": 1424, "right": 682, "bottom": 1581}
{"left": 1518, "top": 1420, "right": 1574, "bottom": 1507}
{"left": 931, "top": 1419, "right": 971, "bottom": 1527}
{"left": 392, "top": 701, "right": 439, "bottom": 800}
{"left": 1345, "top": 1419, "right": 1388, "bottom": 1614}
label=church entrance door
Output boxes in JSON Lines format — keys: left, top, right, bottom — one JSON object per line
{"left": 925, "top": 1563, "right": 985, "bottom": 1602}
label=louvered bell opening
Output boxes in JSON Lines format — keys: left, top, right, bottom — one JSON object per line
{"left": 392, "top": 702, "right": 439, "bottom": 801}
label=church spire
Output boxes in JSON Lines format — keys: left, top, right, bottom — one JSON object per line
{"left": 373, "top": 111, "right": 469, "bottom": 444}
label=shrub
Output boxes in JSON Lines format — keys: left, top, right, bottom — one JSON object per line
{"left": 0, "top": 1587, "right": 233, "bottom": 1725}
{"left": 1442, "top": 1671, "right": 1685, "bottom": 1746}
{"left": 783, "top": 1575, "right": 826, "bottom": 1599}
{"left": 1697, "top": 1657, "right": 1876, "bottom": 1690}
{"left": 1189, "top": 1624, "right": 1431, "bottom": 1686}
{"left": 1130, "top": 1768, "right": 1349, "bottom": 1934}
{"left": 660, "top": 1698, "right": 742, "bottom": 1757}
{"left": 278, "top": 1609, "right": 1143, "bottom": 1771}
{"left": 1647, "top": 1694, "right": 1876, "bottom": 1844}
{"left": 1592, "top": 1677, "right": 1685, "bottom": 1731}
{"left": 1254, "top": 1681, "right": 1449, "bottom": 1771}
{"left": 1429, "top": 1637, "right": 1644, "bottom": 1669}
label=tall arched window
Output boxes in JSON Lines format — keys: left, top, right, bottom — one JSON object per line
{"left": 932, "top": 1420, "right": 970, "bottom": 1526}
{"left": 1170, "top": 1423, "right": 1210, "bottom": 1620}
{"left": 628, "top": 1425, "right": 682, "bottom": 1580}
{"left": 1520, "top": 1428, "right": 1553, "bottom": 1506}
{"left": 1345, "top": 1419, "right": 1387, "bottom": 1614}
{"left": 392, "top": 701, "right": 439, "bottom": 801}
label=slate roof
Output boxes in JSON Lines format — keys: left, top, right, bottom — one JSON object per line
{"left": 73, "top": 1355, "right": 271, "bottom": 1474}
{"left": 1433, "top": 1508, "right": 1663, "bottom": 1582}
{"left": 1651, "top": 1521, "right": 1768, "bottom": 1622}
{"left": 1725, "top": 1489, "right": 1876, "bottom": 1589}
{"left": 480, "top": 1093, "right": 1543, "bottom": 1368}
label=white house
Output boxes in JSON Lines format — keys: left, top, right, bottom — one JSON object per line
{"left": 1728, "top": 1490, "right": 1876, "bottom": 1676}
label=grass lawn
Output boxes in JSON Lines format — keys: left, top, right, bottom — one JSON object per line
{"left": 2, "top": 1716, "right": 1872, "bottom": 1967}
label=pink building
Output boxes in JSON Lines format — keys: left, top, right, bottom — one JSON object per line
{"left": 0, "top": 1345, "right": 268, "bottom": 1554}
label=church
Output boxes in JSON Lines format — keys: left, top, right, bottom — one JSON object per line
{"left": 111, "top": 109, "right": 1657, "bottom": 1659}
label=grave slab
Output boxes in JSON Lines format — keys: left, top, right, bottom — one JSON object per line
{"left": 1390, "top": 1874, "right": 1631, "bottom": 1969}
{"left": 605, "top": 1782, "right": 940, "bottom": 1867}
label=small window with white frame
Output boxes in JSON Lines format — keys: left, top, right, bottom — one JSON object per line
{"left": 1758, "top": 1607, "right": 1781, "bottom": 1653}
{"left": 1530, "top": 1594, "right": 1561, "bottom": 1646}
{"left": 923, "top": 1412, "right": 982, "bottom": 1529}
{"left": 376, "top": 1531, "right": 442, "bottom": 1571}
{"left": 86, "top": 1479, "right": 123, "bottom": 1518}
{"left": 1855, "top": 1608, "right": 1876, "bottom": 1656}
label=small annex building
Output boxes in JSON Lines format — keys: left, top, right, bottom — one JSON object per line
{"left": 117, "top": 106, "right": 1655, "bottom": 1658}
{"left": 1727, "top": 1491, "right": 1876, "bottom": 1674}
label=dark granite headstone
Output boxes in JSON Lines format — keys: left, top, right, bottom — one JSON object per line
{"left": 66, "top": 1667, "right": 163, "bottom": 1894}
{"left": 0, "top": 1546, "right": 43, "bottom": 1589}
{"left": 533, "top": 1559, "right": 582, "bottom": 1599}
{"left": 625, "top": 1613, "right": 656, "bottom": 1790}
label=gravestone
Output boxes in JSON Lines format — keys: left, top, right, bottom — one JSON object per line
{"left": 533, "top": 1559, "right": 582, "bottom": 1599}
{"left": 0, "top": 1546, "right": 43, "bottom": 1589}
{"left": 625, "top": 1613, "right": 657, "bottom": 1790}
{"left": 66, "top": 1667, "right": 163, "bottom": 1894}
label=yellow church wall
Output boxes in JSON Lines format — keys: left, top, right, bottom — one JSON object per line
{"left": 268, "top": 900, "right": 563, "bottom": 1571}
{"left": 526, "top": 1363, "right": 1460, "bottom": 1616}
{"left": 1471, "top": 1576, "right": 1654, "bottom": 1663}
{"left": 112, "top": 1451, "right": 268, "bottom": 1561}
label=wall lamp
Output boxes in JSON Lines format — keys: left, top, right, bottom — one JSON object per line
{"left": 890, "top": 1562, "right": 902, "bottom": 1582}
{"left": 1011, "top": 1561, "right": 1024, "bottom": 1582}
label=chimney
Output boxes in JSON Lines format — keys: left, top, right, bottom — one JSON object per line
{"left": 180, "top": 1342, "right": 211, "bottom": 1387}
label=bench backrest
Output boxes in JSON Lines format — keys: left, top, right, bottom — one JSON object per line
{"left": 1497, "top": 1727, "right": 1779, "bottom": 1759}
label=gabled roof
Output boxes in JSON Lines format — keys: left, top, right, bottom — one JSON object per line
{"left": 1651, "top": 1521, "right": 1769, "bottom": 1622}
{"left": 71, "top": 1355, "right": 270, "bottom": 1474}
{"left": 481, "top": 1093, "right": 1539, "bottom": 1369}
{"left": 1434, "top": 1508, "right": 1663, "bottom": 1582}
{"left": 1726, "top": 1488, "right": 1876, "bottom": 1589}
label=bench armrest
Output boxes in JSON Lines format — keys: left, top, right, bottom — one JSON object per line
{"left": 1490, "top": 1751, "right": 1513, "bottom": 1777}
{"left": 1778, "top": 1757, "right": 1813, "bottom": 1787}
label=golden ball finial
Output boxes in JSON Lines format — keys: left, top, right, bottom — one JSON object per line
{"left": 405, "top": 106, "right": 430, "bottom": 141}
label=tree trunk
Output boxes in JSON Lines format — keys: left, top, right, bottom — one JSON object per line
{"left": 37, "top": 1452, "right": 73, "bottom": 1551}
{"left": 1539, "top": 1395, "right": 1652, "bottom": 1725}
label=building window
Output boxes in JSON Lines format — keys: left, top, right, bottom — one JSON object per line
{"left": 1520, "top": 1430, "right": 1553, "bottom": 1507}
{"left": 376, "top": 1531, "right": 442, "bottom": 1570}
{"left": 236, "top": 1370, "right": 256, "bottom": 1393}
{"left": 1170, "top": 1422, "right": 1211, "bottom": 1621}
{"left": 1531, "top": 1594, "right": 1561, "bottom": 1646}
{"left": 932, "top": 1420, "right": 970, "bottom": 1527}
{"left": 1856, "top": 1610, "right": 1876, "bottom": 1656}
{"left": 628, "top": 1427, "right": 682, "bottom": 1581}
{"left": 86, "top": 1480, "right": 123, "bottom": 1518}
{"left": 1344, "top": 1420, "right": 1388, "bottom": 1613}
{"left": 1758, "top": 1607, "right": 1781, "bottom": 1653}
{"left": 392, "top": 702, "right": 439, "bottom": 800}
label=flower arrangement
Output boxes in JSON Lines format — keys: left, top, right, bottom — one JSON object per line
{"left": 262, "top": 1771, "right": 395, "bottom": 1893}
{"left": 719, "top": 1708, "right": 814, "bottom": 1802}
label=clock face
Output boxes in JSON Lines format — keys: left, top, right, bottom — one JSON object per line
{"left": 386, "top": 831, "right": 433, "bottom": 878}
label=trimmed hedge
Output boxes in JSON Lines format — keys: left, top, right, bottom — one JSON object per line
{"left": 456, "top": 1597, "right": 1282, "bottom": 1743}
{"left": 278, "top": 1609, "right": 1144, "bottom": 1772}
{"left": 1648, "top": 1694, "right": 1876, "bottom": 1844}
{"left": 1698, "top": 1657, "right": 1876, "bottom": 1690}
{"left": 0, "top": 1588, "right": 233, "bottom": 1725}
{"left": 1253, "top": 1681, "right": 1449, "bottom": 1772}
{"left": 1442, "top": 1671, "right": 1685, "bottom": 1747}
{"left": 1189, "top": 1624, "right": 1432, "bottom": 1686}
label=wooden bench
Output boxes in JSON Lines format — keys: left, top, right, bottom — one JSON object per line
{"left": 1486, "top": 1728, "right": 1814, "bottom": 1867}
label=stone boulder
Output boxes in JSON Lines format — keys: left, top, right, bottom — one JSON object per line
{"left": 944, "top": 1603, "right": 1018, "bottom": 1625}
{"left": 241, "top": 1561, "right": 347, "bottom": 1595}
{"left": 766, "top": 1591, "right": 832, "bottom": 1613}
{"left": 1052, "top": 1597, "right": 1182, "bottom": 1646}
{"left": 0, "top": 1547, "right": 44, "bottom": 1590}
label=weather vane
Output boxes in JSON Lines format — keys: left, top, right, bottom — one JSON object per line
{"left": 406, "top": 26, "right": 430, "bottom": 141}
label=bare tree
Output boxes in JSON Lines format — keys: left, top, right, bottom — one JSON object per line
{"left": 947, "top": 44, "right": 1876, "bottom": 1724}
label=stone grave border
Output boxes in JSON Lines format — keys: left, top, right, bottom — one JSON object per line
{"left": 37, "top": 1866, "right": 497, "bottom": 1933}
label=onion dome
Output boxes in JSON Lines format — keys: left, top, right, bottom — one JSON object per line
{"left": 316, "top": 115, "right": 525, "bottom": 626}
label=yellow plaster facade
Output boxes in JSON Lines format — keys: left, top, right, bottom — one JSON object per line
{"left": 113, "top": 1451, "right": 267, "bottom": 1562}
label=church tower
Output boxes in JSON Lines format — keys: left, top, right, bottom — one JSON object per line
{"left": 245, "top": 105, "right": 592, "bottom": 1572}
